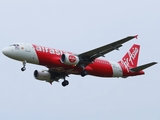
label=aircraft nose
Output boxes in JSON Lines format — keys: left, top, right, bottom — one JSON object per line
{"left": 2, "top": 47, "right": 10, "bottom": 56}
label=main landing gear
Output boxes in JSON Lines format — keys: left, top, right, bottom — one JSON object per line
{"left": 80, "top": 64, "right": 88, "bottom": 77}
{"left": 81, "top": 70, "right": 88, "bottom": 77}
{"left": 21, "top": 61, "right": 26, "bottom": 71}
{"left": 61, "top": 76, "right": 69, "bottom": 87}
{"left": 61, "top": 69, "right": 87, "bottom": 87}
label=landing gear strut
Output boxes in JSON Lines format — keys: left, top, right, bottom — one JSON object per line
{"left": 21, "top": 61, "right": 26, "bottom": 71}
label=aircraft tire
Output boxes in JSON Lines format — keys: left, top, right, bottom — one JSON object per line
{"left": 21, "top": 67, "right": 26, "bottom": 71}
{"left": 62, "top": 80, "right": 69, "bottom": 87}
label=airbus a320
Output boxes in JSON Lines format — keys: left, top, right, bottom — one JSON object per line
{"left": 2, "top": 35, "right": 157, "bottom": 87}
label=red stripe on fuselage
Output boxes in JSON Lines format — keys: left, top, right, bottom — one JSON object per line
{"left": 87, "top": 59, "right": 113, "bottom": 77}
{"left": 32, "top": 44, "right": 114, "bottom": 77}
{"left": 32, "top": 44, "right": 71, "bottom": 66}
{"left": 32, "top": 44, "right": 81, "bottom": 74}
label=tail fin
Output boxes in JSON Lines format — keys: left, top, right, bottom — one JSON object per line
{"left": 120, "top": 44, "right": 140, "bottom": 68}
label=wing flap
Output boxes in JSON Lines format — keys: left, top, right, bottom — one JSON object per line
{"left": 130, "top": 62, "right": 157, "bottom": 72}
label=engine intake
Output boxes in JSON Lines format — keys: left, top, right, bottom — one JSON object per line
{"left": 34, "top": 70, "right": 51, "bottom": 81}
{"left": 61, "top": 53, "right": 79, "bottom": 66}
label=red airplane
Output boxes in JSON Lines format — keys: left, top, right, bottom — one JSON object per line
{"left": 2, "top": 35, "right": 157, "bottom": 87}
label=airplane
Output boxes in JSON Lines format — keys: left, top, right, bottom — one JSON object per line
{"left": 2, "top": 35, "right": 157, "bottom": 87}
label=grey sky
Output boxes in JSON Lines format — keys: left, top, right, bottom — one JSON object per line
{"left": 0, "top": 0, "right": 160, "bottom": 120}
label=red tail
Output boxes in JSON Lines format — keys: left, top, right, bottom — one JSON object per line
{"left": 120, "top": 44, "right": 140, "bottom": 68}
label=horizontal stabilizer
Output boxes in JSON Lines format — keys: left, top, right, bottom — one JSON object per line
{"left": 130, "top": 62, "right": 157, "bottom": 72}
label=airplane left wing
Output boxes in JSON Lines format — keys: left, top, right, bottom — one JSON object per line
{"left": 78, "top": 35, "right": 138, "bottom": 66}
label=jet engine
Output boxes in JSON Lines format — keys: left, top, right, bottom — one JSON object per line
{"left": 61, "top": 53, "right": 79, "bottom": 66}
{"left": 34, "top": 70, "right": 51, "bottom": 81}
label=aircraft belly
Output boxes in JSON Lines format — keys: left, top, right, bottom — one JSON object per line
{"left": 49, "top": 66, "right": 79, "bottom": 74}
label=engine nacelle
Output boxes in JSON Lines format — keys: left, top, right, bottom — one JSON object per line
{"left": 34, "top": 70, "right": 51, "bottom": 81}
{"left": 61, "top": 53, "right": 80, "bottom": 65}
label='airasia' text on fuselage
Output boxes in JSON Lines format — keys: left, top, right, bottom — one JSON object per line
{"left": 34, "top": 45, "right": 72, "bottom": 55}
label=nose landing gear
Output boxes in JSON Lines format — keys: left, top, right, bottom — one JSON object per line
{"left": 21, "top": 67, "right": 26, "bottom": 71}
{"left": 21, "top": 61, "right": 26, "bottom": 71}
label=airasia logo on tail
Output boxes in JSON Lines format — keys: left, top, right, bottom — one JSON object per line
{"left": 121, "top": 44, "right": 140, "bottom": 72}
{"left": 127, "top": 47, "right": 139, "bottom": 66}
{"left": 69, "top": 55, "right": 76, "bottom": 63}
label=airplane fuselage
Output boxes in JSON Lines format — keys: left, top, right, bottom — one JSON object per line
{"left": 2, "top": 43, "right": 144, "bottom": 78}
{"left": 3, "top": 35, "right": 156, "bottom": 86}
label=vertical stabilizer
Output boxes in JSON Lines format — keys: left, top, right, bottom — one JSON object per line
{"left": 120, "top": 44, "right": 140, "bottom": 68}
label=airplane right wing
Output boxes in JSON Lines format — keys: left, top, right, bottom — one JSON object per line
{"left": 78, "top": 35, "right": 138, "bottom": 66}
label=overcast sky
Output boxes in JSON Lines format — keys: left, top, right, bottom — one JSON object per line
{"left": 0, "top": 0, "right": 160, "bottom": 120}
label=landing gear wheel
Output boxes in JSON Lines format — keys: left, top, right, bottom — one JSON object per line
{"left": 81, "top": 70, "right": 88, "bottom": 77}
{"left": 21, "top": 67, "right": 26, "bottom": 71}
{"left": 21, "top": 60, "right": 27, "bottom": 72}
{"left": 62, "top": 80, "right": 69, "bottom": 87}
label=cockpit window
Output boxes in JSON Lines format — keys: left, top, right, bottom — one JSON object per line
{"left": 10, "top": 44, "right": 20, "bottom": 50}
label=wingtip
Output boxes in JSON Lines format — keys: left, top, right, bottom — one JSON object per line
{"left": 134, "top": 35, "right": 138, "bottom": 39}
{"left": 153, "top": 62, "right": 158, "bottom": 64}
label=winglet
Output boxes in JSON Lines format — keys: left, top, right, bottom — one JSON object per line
{"left": 134, "top": 35, "right": 138, "bottom": 39}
